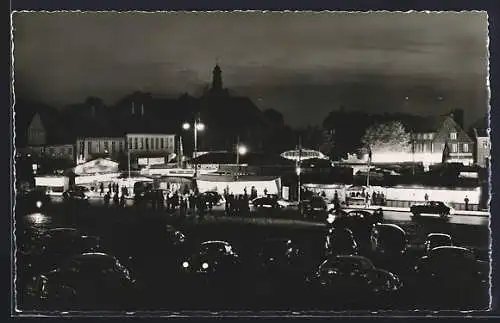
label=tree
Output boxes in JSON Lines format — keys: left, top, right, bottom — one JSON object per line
{"left": 361, "top": 121, "right": 410, "bottom": 152}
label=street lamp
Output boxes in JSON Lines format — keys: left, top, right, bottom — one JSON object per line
{"left": 235, "top": 135, "right": 247, "bottom": 180}
{"left": 182, "top": 118, "right": 205, "bottom": 177}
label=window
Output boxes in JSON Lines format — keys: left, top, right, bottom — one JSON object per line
{"left": 87, "top": 141, "right": 92, "bottom": 155}
{"left": 145, "top": 138, "right": 149, "bottom": 150}
{"left": 450, "top": 132, "right": 457, "bottom": 140}
{"left": 80, "top": 142, "right": 85, "bottom": 155}
{"left": 428, "top": 133, "right": 434, "bottom": 140}
{"left": 155, "top": 138, "right": 159, "bottom": 150}
{"left": 452, "top": 143, "right": 458, "bottom": 153}
{"left": 103, "top": 141, "right": 109, "bottom": 152}
{"left": 128, "top": 138, "right": 132, "bottom": 149}
{"left": 161, "top": 138, "right": 164, "bottom": 149}
{"left": 111, "top": 141, "right": 115, "bottom": 152}
{"left": 97, "top": 141, "right": 101, "bottom": 153}
{"left": 151, "top": 138, "right": 154, "bottom": 149}
{"left": 463, "top": 144, "right": 469, "bottom": 153}
{"left": 134, "top": 138, "right": 138, "bottom": 149}
{"left": 140, "top": 138, "right": 144, "bottom": 149}
{"left": 483, "top": 141, "right": 489, "bottom": 149}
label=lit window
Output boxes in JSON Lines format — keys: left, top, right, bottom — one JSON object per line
{"left": 450, "top": 132, "right": 457, "bottom": 140}
{"left": 452, "top": 143, "right": 458, "bottom": 153}
{"left": 463, "top": 144, "right": 469, "bottom": 153}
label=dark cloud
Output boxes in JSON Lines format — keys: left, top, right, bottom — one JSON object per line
{"left": 13, "top": 11, "right": 488, "bottom": 127}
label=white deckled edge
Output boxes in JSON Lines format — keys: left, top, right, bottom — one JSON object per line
{"left": 9, "top": 9, "right": 491, "bottom": 316}
{"left": 486, "top": 11, "right": 493, "bottom": 312}
{"left": 11, "top": 10, "right": 18, "bottom": 314}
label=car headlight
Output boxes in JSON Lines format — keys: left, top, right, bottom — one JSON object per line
{"left": 36, "top": 201, "right": 43, "bottom": 208}
{"left": 182, "top": 261, "right": 189, "bottom": 268}
{"left": 202, "top": 262, "right": 209, "bottom": 269}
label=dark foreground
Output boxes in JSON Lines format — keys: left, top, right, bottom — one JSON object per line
{"left": 14, "top": 202, "right": 490, "bottom": 313}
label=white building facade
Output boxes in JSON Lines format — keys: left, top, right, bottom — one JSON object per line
{"left": 126, "top": 133, "right": 176, "bottom": 155}
{"left": 76, "top": 137, "right": 126, "bottom": 164}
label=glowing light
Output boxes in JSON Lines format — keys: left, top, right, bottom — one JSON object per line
{"left": 182, "top": 123, "right": 191, "bottom": 130}
{"left": 36, "top": 201, "right": 43, "bottom": 209}
{"left": 238, "top": 145, "right": 248, "bottom": 156}
{"left": 296, "top": 167, "right": 301, "bottom": 176}
{"left": 182, "top": 261, "right": 189, "bottom": 268}
{"left": 27, "top": 213, "right": 48, "bottom": 225}
{"left": 202, "top": 262, "right": 209, "bottom": 269}
{"left": 327, "top": 214, "right": 336, "bottom": 224}
{"left": 196, "top": 123, "right": 205, "bottom": 131}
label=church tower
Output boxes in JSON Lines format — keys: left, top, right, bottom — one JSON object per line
{"left": 212, "top": 64, "right": 223, "bottom": 91}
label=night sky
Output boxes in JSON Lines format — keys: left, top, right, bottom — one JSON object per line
{"left": 13, "top": 11, "right": 488, "bottom": 128}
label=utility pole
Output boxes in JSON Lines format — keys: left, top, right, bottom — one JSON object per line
{"left": 366, "top": 146, "right": 371, "bottom": 189}
{"left": 236, "top": 134, "right": 240, "bottom": 179}
{"left": 297, "top": 135, "right": 303, "bottom": 209}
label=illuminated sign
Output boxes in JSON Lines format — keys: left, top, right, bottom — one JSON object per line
{"left": 281, "top": 149, "right": 327, "bottom": 161}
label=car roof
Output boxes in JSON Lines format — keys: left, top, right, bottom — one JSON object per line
{"left": 374, "top": 223, "right": 405, "bottom": 234}
{"left": 431, "top": 246, "right": 468, "bottom": 253}
{"left": 201, "top": 240, "right": 230, "bottom": 246}
{"left": 47, "top": 228, "right": 79, "bottom": 233}
{"left": 427, "top": 233, "right": 452, "bottom": 239}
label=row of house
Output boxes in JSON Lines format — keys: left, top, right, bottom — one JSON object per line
{"left": 367, "top": 112, "right": 490, "bottom": 168}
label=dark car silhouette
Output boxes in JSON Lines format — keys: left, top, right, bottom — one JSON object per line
{"left": 410, "top": 201, "right": 454, "bottom": 219}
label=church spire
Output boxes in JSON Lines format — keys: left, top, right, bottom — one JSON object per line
{"left": 212, "top": 63, "right": 223, "bottom": 91}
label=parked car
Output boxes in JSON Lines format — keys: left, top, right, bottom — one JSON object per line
{"left": 370, "top": 223, "right": 408, "bottom": 256}
{"left": 325, "top": 227, "right": 359, "bottom": 257}
{"left": 306, "top": 255, "right": 403, "bottom": 306}
{"left": 410, "top": 201, "right": 454, "bottom": 219}
{"left": 24, "top": 228, "right": 103, "bottom": 273}
{"left": 329, "top": 211, "right": 374, "bottom": 249}
{"left": 346, "top": 209, "right": 384, "bottom": 224}
{"left": 200, "top": 191, "right": 224, "bottom": 206}
{"left": 257, "top": 238, "right": 304, "bottom": 273}
{"left": 27, "top": 252, "right": 136, "bottom": 310}
{"left": 414, "top": 246, "right": 489, "bottom": 293}
{"left": 252, "top": 196, "right": 290, "bottom": 209}
{"left": 62, "top": 189, "right": 89, "bottom": 205}
{"left": 181, "top": 241, "right": 240, "bottom": 276}
{"left": 424, "top": 233, "right": 453, "bottom": 254}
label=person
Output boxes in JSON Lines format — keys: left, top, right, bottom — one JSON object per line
{"left": 120, "top": 194, "right": 126, "bottom": 208}
{"left": 108, "top": 183, "right": 112, "bottom": 193}
{"left": 464, "top": 195, "right": 469, "bottom": 211}
{"left": 188, "top": 194, "right": 195, "bottom": 215}
{"left": 251, "top": 186, "right": 257, "bottom": 200}
{"left": 264, "top": 188, "right": 268, "bottom": 196}
{"left": 424, "top": 193, "right": 429, "bottom": 202}
{"left": 380, "top": 192, "right": 385, "bottom": 206}
{"left": 100, "top": 183, "right": 104, "bottom": 196}
{"left": 321, "top": 191, "right": 326, "bottom": 198}
{"left": 104, "top": 191, "right": 110, "bottom": 206}
{"left": 333, "top": 190, "right": 340, "bottom": 210}
{"left": 208, "top": 198, "right": 213, "bottom": 214}
{"left": 113, "top": 192, "right": 119, "bottom": 206}
{"left": 180, "top": 197, "right": 187, "bottom": 218}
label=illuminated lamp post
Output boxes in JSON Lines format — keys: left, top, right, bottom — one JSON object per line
{"left": 235, "top": 135, "right": 247, "bottom": 180}
{"left": 182, "top": 118, "right": 205, "bottom": 178}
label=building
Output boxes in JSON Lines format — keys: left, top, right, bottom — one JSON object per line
{"left": 473, "top": 128, "right": 490, "bottom": 168}
{"left": 371, "top": 113, "right": 474, "bottom": 167}
{"left": 126, "top": 133, "right": 177, "bottom": 166}
{"left": 76, "top": 137, "right": 126, "bottom": 164}
{"left": 27, "top": 113, "right": 47, "bottom": 146}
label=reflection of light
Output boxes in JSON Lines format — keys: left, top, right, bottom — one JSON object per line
{"left": 182, "top": 261, "right": 189, "bottom": 268}
{"left": 36, "top": 201, "right": 43, "bottom": 208}
{"left": 202, "top": 262, "right": 209, "bottom": 269}
{"left": 26, "top": 213, "right": 48, "bottom": 225}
